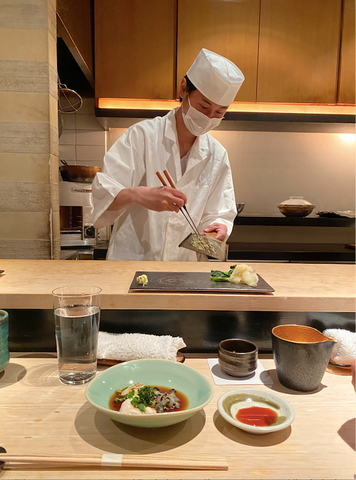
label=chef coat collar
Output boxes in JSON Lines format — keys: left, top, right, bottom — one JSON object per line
{"left": 164, "top": 108, "right": 179, "bottom": 143}
{"left": 164, "top": 108, "right": 210, "bottom": 172}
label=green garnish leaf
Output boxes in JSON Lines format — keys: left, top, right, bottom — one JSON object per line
{"left": 125, "top": 390, "right": 135, "bottom": 399}
{"left": 210, "top": 266, "right": 236, "bottom": 282}
{"left": 129, "top": 386, "right": 156, "bottom": 410}
{"left": 138, "top": 386, "right": 156, "bottom": 405}
{"left": 129, "top": 395, "right": 139, "bottom": 405}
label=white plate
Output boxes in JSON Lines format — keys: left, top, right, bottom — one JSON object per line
{"left": 217, "top": 388, "right": 295, "bottom": 434}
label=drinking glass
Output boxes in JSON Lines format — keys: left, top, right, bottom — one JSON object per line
{"left": 0, "top": 310, "right": 10, "bottom": 373}
{"left": 52, "top": 285, "right": 102, "bottom": 385}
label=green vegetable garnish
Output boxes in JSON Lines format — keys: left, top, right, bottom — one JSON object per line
{"left": 210, "top": 265, "right": 236, "bottom": 282}
{"left": 129, "top": 386, "right": 156, "bottom": 412}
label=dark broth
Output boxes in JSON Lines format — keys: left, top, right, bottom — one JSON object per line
{"left": 236, "top": 406, "right": 278, "bottom": 427}
{"left": 109, "top": 385, "right": 189, "bottom": 412}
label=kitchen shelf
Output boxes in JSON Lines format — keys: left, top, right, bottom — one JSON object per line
{"left": 91, "top": 241, "right": 355, "bottom": 263}
{"left": 227, "top": 242, "right": 355, "bottom": 263}
{"left": 234, "top": 215, "right": 355, "bottom": 227}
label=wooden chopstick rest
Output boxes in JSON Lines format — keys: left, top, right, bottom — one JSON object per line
{"left": 0, "top": 453, "right": 228, "bottom": 471}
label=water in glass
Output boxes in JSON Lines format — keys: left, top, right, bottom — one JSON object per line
{"left": 55, "top": 304, "right": 100, "bottom": 385}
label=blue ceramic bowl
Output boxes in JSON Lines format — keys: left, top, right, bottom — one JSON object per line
{"left": 86, "top": 359, "right": 214, "bottom": 428}
{"left": 0, "top": 310, "right": 10, "bottom": 372}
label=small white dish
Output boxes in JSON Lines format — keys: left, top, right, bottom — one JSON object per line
{"left": 217, "top": 388, "right": 295, "bottom": 434}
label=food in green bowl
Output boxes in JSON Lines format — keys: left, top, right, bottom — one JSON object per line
{"left": 85, "top": 359, "right": 214, "bottom": 428}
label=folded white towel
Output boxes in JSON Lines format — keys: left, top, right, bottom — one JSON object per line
{"left": 323, "top": 328, "right": 356, "bottom": 365}
{"left": 97, "top": 332, "right": 186, "bottom": 362}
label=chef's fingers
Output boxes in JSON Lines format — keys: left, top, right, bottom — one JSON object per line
{"left": 204, "top": 223, "right": 228, "bottom": 242}
{"left": 160, "top": 187, "right": 186, "bottom": 209}
{"left": 169, "top": 202, "right": 180, "bottom": 213}
{"left": 171, "top": 190, "right": 187, "bottom": 206}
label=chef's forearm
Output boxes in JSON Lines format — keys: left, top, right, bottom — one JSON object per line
{"left": 107, "top": 188, "right": 137, "bottom": 211}
{"left": 107, "top": 187, "right": 152, "bottom": 211}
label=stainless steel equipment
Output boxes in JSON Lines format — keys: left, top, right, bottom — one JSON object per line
{"left": 236, "top": 203, "right": 245, "bottom": 214}
{"left": 60, "top": 181, "right": 97, "bottom": 247}
{"left": 179, "top": 233, "right": 227, "bottom": 261}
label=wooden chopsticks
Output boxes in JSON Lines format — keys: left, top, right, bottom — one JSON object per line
{"left": 0, "top": 453, "right": 228, "bottom": 471}
{"left": 156, "top": 170, "right": 200, "bottom": 235}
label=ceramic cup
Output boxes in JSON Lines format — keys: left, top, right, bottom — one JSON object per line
{"left": 272, "top": 324, "right": 337, "bottom": 392}
{"left": 218, "top": 339, "right": 258, "bottom": 377}
{"left": 0, "top": 310, "right": 10, "bottom": 373}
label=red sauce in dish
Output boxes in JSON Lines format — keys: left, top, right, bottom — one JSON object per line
{"left": 109, "top": 386, "right": 188, "bottom": 412}
{"left": 236, "top": 406, "right": 278, "bottom": 427}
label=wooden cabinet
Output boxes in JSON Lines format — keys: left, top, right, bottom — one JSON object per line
{"left": 94, "top": 0, "right": 176, "bottom": 100}
{"left": 94, "top": 0, "right": 354, "bottom": 106}
{"left": 257, "top": 0, "right": 342, "bottom": 103}
{"left": 176, "top": 0, "right": 260, "bottom": 102}
{"left": 338, "top": 0, "right": 355, "bottom": 104}
{"left": 57, "top": 0, "right": 94, "bottom": 86}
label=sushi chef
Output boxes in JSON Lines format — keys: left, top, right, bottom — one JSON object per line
{"left": 92, "top": 48, "right": 244, "bottom": 261}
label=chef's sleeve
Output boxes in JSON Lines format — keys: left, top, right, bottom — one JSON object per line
{"left": 198, "top": 152, "right": 237, "bottom": 236}
{"left": 91, "top": 126, "right": 145, "bottom": 229}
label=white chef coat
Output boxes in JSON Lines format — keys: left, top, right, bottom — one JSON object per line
{"left": 92, "top": 108, "right": 237, "bottom": 261}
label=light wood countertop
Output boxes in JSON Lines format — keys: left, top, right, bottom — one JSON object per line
{"left": 0, "top": 355, "right": 354, "bottom": 479}
{"left": 0, "top": 259, "right": 354, "bottom": 312}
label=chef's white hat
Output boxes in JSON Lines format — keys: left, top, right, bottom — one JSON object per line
{"left": 187, "top": 48, "right": 244, "bottom": 106}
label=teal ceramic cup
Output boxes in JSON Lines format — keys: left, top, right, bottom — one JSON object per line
{"left": 0, "top": 310, "right": 10, "bottom": 372}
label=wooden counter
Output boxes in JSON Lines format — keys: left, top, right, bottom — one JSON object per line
{"left": 0, "top": 260, "right": 354, "bottom": 312}
{"left": 0, "top": 355, "right": 354, "bottom": 479}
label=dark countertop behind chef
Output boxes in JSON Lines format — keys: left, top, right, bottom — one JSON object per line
{"left": 82, "top": 216, "right": 355, "bottom": 262}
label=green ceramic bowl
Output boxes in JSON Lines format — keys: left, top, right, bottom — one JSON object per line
{"left": 0, "top": 310, "right": 10, "bottom": 373}
{"left": 86, "top": 359, "right": 214, "bottom": 428}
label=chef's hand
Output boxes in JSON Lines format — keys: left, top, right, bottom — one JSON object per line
{"left": 107, "top": 186, "right": 187, "bottom": 213}
{"left": 204, "top": 223, "right": 228, "bottom": 242}
{"left": 134, "top": 186, "right": 187, "bottom": 213}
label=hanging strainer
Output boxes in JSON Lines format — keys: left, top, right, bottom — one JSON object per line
{"left": 58, "top": 81, "right": 83, "bottom": 114}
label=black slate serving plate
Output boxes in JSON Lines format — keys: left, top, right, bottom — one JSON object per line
{"left": 129, "top": 271, "right": 274, "bottom": 294}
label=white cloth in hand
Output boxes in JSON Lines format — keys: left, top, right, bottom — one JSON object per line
{"left": 323, "top": 328, "right": 356, "bottom": 365}
{"left": 97, "top": 331, "right": 186, "bottom": 362}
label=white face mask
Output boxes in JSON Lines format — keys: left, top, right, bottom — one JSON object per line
{"left": 182, "top": 97, "right": 223, "bottom": 136}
